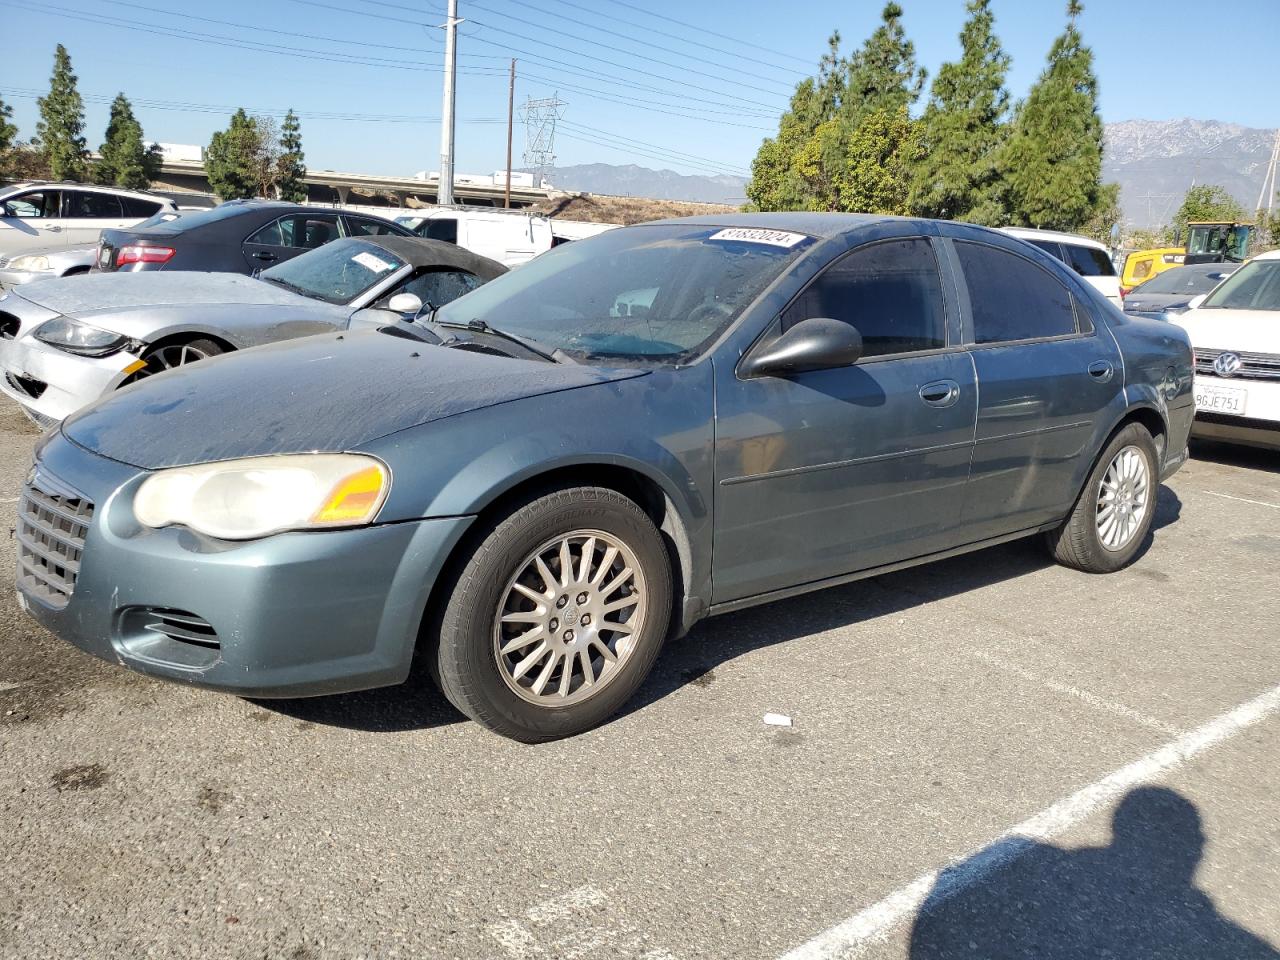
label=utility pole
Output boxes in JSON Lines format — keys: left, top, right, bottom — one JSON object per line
{"left": 438, "top": 0, "right": 460, "bottom": 207}
{"left": 505, "top": 59, "right": 516, "bottom": 209}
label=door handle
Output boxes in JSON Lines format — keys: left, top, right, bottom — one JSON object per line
{"left": 1088, "top": 360, "right": 1114, "bottom": 383}
{"left": 252, "top": 251, "right": 278, "bottom": 262}
{"left": 919, "top": 379, "right": 960, "bottom": 408}
{"left": 47, "top": 225, "right": 62, "bottom": 232}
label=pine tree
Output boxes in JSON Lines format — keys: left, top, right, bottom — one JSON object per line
{"left": 36, "top": 45, "right": 88, "bottom": 181}
{"left": 998, "top": 1, "right": 1104, "bottom": 230}
{"left": 97, "top": 93, "right": 162, "bottom": 189}
{"left": 0, "top": 94, "right": 16, "bottom": 154}
{"left": 206, "top": 109, "right": 261, "bottom": 200}
{"left": 275, "top": 110, "right": 307, "bottom": 202}
{"left": 909, "top": 0, "right": 1011, "bottom": 223}
{"left": 839, "top": 2, "right": 926, "bottom": 130}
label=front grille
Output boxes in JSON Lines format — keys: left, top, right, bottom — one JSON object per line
{"left": 16, "top": 475, "right": 95, "bottom": 610}
{"left": 0, "top": 310, "right": 20, "bottom": 339}
{"left": 1194, "top": 348, "right": 1280, "bottom": 381}
{"left": 142, "top": 609, "right": 220, "bottom": 649}
{"left": 5, "top": 372, "right": 46, "bottom": 399}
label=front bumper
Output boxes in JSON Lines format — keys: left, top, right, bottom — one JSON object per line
{"left": 1190, "top": 374, "right": 1280, "bottom": 451}
{"left": 0, "top": 333, "right": 144, "bottom": 421}
{"left": 17, "top": 431, "right": 474, "bottom": 697}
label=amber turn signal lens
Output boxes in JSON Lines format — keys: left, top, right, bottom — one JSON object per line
{"left": 311, "top": 465, "right": 388, "bottom": 525}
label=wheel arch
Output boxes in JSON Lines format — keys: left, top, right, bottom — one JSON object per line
{"left": 141, "top": 329, "right": 237, "bottom": 355}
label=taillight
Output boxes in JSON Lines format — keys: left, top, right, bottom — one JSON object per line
{"left": 116, "top": 244, "right": 176, "bottom": 268}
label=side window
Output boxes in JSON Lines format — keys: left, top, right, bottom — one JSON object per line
{"left": 121, "top": 197, "right": 163, "bottom": 218}
{"left": 780, "top": 237, "right": 947, "bottom": 358}
{"left": 347, "top": 216, "right": 400, "bottom": 237}
{"left": 955, "top": 241, "right": 1080, "bottom": 344}
{"left": 66, "top": 191, "right": 124, "bottom": 218}
{"left": 292, "top": 215, "right": 339, "bottom": 249}
{"left": 423, "top": 218, "right": 458, "bottom": 244}
{"left": 1064, "top": 243, "right": 1116, "bottom": 277}
{"left": 4, "top": 191, "right": 59, "bottom": 219}
{"left": 247, "top": 218, "right": 285, "bottom": 246}
{"left": 1028, "top": 239, "right": 1064, "bottom": 261}
{"left": 390, "top": 269, "right": 481, "bottom": 307}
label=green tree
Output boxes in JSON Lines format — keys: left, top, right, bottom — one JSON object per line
{"left": 35, "top": 45, "right": 88, "bottom": 181}
{"left": 205, "top": 109, "right": 261, "bottom": 200}
{"left": 998, "top": 1, "right": 1104, "bottom": 230}
{"left": 839, "top": 2, "right": 926, "bottom": 130}
{"left": 1172, "top": 184, "right": 1245, "bottom": 236}
{"left": 835, "top": 108, "right": 923, "bottom": 215}
{"left": 1081, "top": 181, "right": 1121, "bottom": 244}
{"left": 275, "top": 109, "right": 307, "bottom": 202}
{"left": 0, "top": 94, "right": 16, "bottom": 155}
{"left": 909, "top": 0, "right": 1010, "bottom": 224}
{"left": 97, "top": 93, "right": 162, "bottom": 189}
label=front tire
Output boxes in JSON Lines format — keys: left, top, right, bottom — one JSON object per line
{"left": 435, "top": 487, "right": 672, "bottom": 742}
{"left": 124, "top": 338, "right": 225, "bottom": 385}
{"left": 1045, "top": 422, "right": 1158, "bottom": 573}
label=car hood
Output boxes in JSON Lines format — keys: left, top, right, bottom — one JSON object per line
{"left": 1171, "top": 307, "right": 1280, "bottom": 354}
{"left": 15, "top": 271, "right": 304, "bottom": 316}
{"left": 1123, "top": 292, "right": 1193, "bottom": 313}
{"left": 62, "top": 330, "right": 646, "bottom": 469}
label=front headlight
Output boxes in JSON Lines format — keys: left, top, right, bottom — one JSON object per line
{"left": 34, "top": 317, "right": 130, "bottom": 357}
{"left": 134, "top": 454, "right": 390, "bottom": 540}
{"left": 9, "top": 254, "right": 51, "bottom": 272}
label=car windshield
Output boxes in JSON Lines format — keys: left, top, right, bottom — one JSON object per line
{"left": 259, "top": 239, "right": 405, "bottom": 305}
{"left": 1201, "top": 259, "right": 1280, "bottom": 312}
{"left": 432, "top": 224, "right": 814, "bottom": 363}
{"left": 1138, "top": 266, "right": 1233, "bottom": 296}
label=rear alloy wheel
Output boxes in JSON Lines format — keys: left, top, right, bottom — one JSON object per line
{"left": 124, "top": 338, "right": 225, "bottom": 385}
{"left": 1045, "top": 422, "right": 1158, "bottom": 573}
{"left": 435, "top": 487, "right": 672, "bottom": 742}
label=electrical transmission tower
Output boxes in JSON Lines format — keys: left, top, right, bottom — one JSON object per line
{"left": 521, "top": 95, "right": 566, "bottom": 187}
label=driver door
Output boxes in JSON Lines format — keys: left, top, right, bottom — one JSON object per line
{"left": 712, "top": 235, "right": 977, "bottom": 604}
{"left": 242, "top": 213, "right": 342, "bottom": 272}
{"left": 0, "top": 189, "right": 65, "bottom": 255}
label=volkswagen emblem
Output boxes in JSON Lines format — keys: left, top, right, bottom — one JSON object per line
{"left": 1213, "top": 352, "right": 1243, "bottom": 378}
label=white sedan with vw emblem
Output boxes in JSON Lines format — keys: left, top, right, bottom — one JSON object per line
{"left": 1172, "top": 249, "right": 1280, "bottom": 450}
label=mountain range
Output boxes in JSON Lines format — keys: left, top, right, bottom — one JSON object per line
{"left": 540, "top": 120, "right": 1277, "bottom": 229}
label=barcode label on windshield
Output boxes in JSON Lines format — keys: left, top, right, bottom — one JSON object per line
{"left": 708, "top": 228, "right": 807, "bottom": 248}
{"left": 353, "top": 251, "right": 395, "bottom": 273}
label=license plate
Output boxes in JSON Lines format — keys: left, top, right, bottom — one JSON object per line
{"left": 1194, "top": 382, "right": 1247, "bottom": 416}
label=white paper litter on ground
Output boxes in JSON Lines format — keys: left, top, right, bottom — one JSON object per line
{"left": 763, "top": 713, "right": 793, "bottom": 727}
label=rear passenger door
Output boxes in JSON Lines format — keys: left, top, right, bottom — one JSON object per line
{"left": 343, "top": 215, "right": 407, "bottom": 237}
{"left": 951, "top": 238, "right": 1122, "bottom": 539}
{"left": 241, "top": 213, "right": 342, "bottom": 271}
{"left": 62, "top": 190, "right": 133, "bottom": 247}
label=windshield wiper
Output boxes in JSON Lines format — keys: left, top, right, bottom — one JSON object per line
{"left": 433, "top": 319, "right": 573, "bottom": 364}
{"left": 260, "top": 275, "right": 323, "bottom": 301}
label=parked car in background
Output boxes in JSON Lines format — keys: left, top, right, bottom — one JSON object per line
{"left": 396, "top": 208, "right": 616, "bottom": 266}
{"left": 1171, "top": 249, "right": 1280, "bottom": 450}
{"left": 1001, "top": 227, "right": 1123, "bottom": 305}
{"left": 15, "top": 214, "right": 1192, "bottom": 741}
{"left": 0, "top": 235, "right": 504, "bottom": 425}
{"left": 0, "top": 244, "right": 99, "bottom": 291}
{"left": 96, "top": 200, "right": 413, "bottom": 275}
{"left": 1121, "top": 263, "right": 1238, "bottom": 321}
{"left": 0, "top": 182, "right": 176, "bottom": 258}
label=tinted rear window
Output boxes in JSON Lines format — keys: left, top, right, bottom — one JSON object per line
{"left": 1064, "top": 243, "right": 1116, "bottom": 277}
{"left": 956, "top": 241, "right": 1080, "bottom": 343}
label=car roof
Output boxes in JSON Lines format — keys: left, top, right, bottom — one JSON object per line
{"left": 999, "top": 226, "right": 1108, "bottom": 250}
{"left": 0, "top": 180, "right": 170, "bottom": 202}
{"left": 341, "top": 234, "right": 507, "bottom": 279}
{"left": 646, "top": 211, "right": 897, "bottom": 239}
{"left": 1253, "top": 249, "right": 1280, "bottom": 262}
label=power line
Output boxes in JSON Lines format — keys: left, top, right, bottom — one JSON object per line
{"left": 463, "top": 1, "right": 793, "bottom": 100}
{"left": 517, "top": 0, "right": 808, "bottom": 79}
{"left": 594, "top": 0, "right": 816, "bottom": 68}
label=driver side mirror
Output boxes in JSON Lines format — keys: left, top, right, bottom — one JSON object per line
{"left": 739, "top": 317, "right": 864, "bottom": 378}
{"left": 387, "top": 292, "right": 425, "bottom": 319}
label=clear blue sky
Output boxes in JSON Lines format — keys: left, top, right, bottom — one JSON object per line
{"left": 3, "top": 0, "right": 1277, "bottom": 190}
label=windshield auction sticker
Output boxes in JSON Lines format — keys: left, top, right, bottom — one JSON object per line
{"left": 352, "top": 251, "right": 396, "bottom": 273}
{"left": 707, "top": 228, "right": 808, "bottom": 248}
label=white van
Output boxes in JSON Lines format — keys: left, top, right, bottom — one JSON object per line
{"left": 1001, "top": 227, "right": 1123, "bottom": 306}
{"left": 394, "top": 209, "right": 617, "bottom": 267}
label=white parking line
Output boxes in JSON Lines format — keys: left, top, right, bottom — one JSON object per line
{"left": 1202, "top": 490, "right": 1280, "bottom": 511}
{"left": 970, "top": 650, "right": 1181, "bottom": 736}
{"left": 778, "top": 680, "right": 1280, "bottom": 960}
{"left": 0, "top": 682, "right": 24, "bottom": 693}
{"left": 489, "top": 884, "right": 678, "bottom": 959}
{"left": 0, "top": 497, "right": 18, "bottom": 504}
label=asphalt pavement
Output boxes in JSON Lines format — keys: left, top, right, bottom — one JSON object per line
{"left": 1, "top": 395, "right": 1277, "bottom": 960}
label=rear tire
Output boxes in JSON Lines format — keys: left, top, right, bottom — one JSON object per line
{"left": 1045, "top": 422, "right": 1158, "bottom": 573}
{"left": 435, "top": 486, "right": 672, "bottom": 742}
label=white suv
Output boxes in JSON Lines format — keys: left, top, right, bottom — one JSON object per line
{"left": 1001, "top": 227, "right": 1123, "bottom": 306}
{"left": 0, "top": 182, "right": 176, "bottom": 259}
{"left": 1172, "top": 249, "right": 1280, "bottom": 451}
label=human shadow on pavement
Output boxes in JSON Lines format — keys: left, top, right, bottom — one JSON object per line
{"left": 909, "top": 786, "right": 1279, "bottom": 959}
